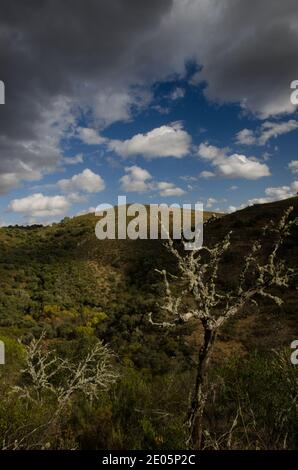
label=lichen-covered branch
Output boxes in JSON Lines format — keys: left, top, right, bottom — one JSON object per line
{"left": 9, "top": 334, "right": 119, "bottom": 449}
{"left": 150, "top": 207, "right": 297, "bottom": 449}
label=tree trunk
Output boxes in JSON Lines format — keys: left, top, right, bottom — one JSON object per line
{"left": 186, "top": 324, "right": 217, "bottom": 449}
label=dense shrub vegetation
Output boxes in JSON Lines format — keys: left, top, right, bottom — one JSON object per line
{"left": 0, "top": 198, "right": 297, "bottom": 449}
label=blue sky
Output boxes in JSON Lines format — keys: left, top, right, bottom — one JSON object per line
{"left": 1, "top": 1, "right": 298, "bottom": 225}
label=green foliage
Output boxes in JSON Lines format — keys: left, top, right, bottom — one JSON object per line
{"left": 0, "top": 334, "right": 25, "bottom": 382}
{"left": 0, "top": 198, "right": 297, "bottom": 449}
{"left": 206, "top": 350, "right": 298, "bottom": 449}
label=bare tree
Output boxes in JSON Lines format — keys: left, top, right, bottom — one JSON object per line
{"left": 8, "top": 334, "right": 119, "bottom": 449}
{"left": 150, "top": 207, "right": 297, "bottom": 449}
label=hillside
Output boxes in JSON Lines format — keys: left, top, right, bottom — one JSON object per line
{"left": 0, "top": 207, "right": 218, "bottom": 329}
{"left": 0, "top": 199, "right": 296, "bottom": 352}
{"left": 0, "top": 197, "right": 297, "bottom": 450}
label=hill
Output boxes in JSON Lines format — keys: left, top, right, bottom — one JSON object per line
{"left": 0, "top": 197, "right": 297, "bottom": 450}
{"left": 0, "top": 199, "right": 296, "bottom": 353}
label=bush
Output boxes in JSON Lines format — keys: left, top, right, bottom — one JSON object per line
{"left": 205, "top": 350, "right": 298, "bottom": 449}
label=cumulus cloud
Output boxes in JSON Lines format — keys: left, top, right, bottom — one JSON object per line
{"left": 235, "top": 129, "right": 257, "bottom": 146}
{"left": 66, "top": 192, "right": 88, "bottom": 204}
{"left": 259, "top": 120, "right": 298, "bottom": 145}
{"left": 8, "top": 193, "right": 70, "bottom": 218}
{"left": 109, "top": 122, "right": 191, "bottom": 159}
{"left": 236, "top": 120, "right": 298, "bottom": 146}
{"left": 119, "top": 165, "right": 185, "bottom": 197}
{"left": 218, "top": 155, "right": 270, "bottom": 179}
{"left": 62, "top": 154, "right": 84, "bottom": 165}
{"left": 77, "top": 128, "right": 106, "bottom": 145}
{"left": 156, "top": 181, "right": 185, "bottom": 197}
{"left": 120, "top": 165, "right": 152, "bottom": 192}
{"left": 288, "top": 160, "right": 298, "bottom": 174}
{"left": 92, "top": 88, "right": 152, "bottom": 126}
{"left": 58, "top": 169, "right": 105, "bottom": 193}
{"left": 198, "top": 143, "right": 270, "bottom": 180}
{"left": 77, "top": 122, "right": 191, "bottom": 160}
{"left": 0, "top": 170, "right": 41, "bottom": 195}
{"left": 199, "top": 170, "right": 216, "bottom": 179}
{"left": 206, "top": 197, "right": 217, "bottom": 208}
{"left": 248, "top": 181, "right": 298, "bottom": 205}
{"left": 198, "top": 143, "right": 227, "bottom": 162}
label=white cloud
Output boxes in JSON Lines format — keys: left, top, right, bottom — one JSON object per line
{"left": 62, "top": 153, "right": 84, "bottom": 165}
{"left": 198, "top": 143, "right": 227, "bottom": 162}
{"left": 259, "top": 120, "right": 298, "bottom": 145}
{"left": 120, "top": 165, "right": 152, "bottom": 192}
{"left": 66, "top": 192, "right": 88, "bottom": 204}
{"left": 180, "top": 175, "right": 198, "bottom": 182}
{"left": 119, "top": 165, "right": 185, "bottom": 197}
{"left": 78, "top": 128, "right": 106, "bottom": 145}
{"left": 58, "top": 168, "right": 105, "bottom": 193}
{"left": 288, "top": 160, "right": 298, "bottom": 174}
{"left": 199, "top": 170, "right": 216, "bottom": 179}
{"left": 235, "top": 128, "right": 256, "bottom": 145}
{"left": 218, "top": 154, "right": 270, "bottom": 179}
{"left": 198, "top": 143, "right": 270, "bottom": 180}
{"left": 77, "top": 122, "right": 191, "bottom": 161}
{"left": 265, "top": 186, "right": 292, "bottom": 199}
{"left": 248, "top": 180, "right": 298, "bottom": 205}
{"left": 92, "top": 88, "right": 152, "bottom": 127}
{"left": 8, "top": 193, "right": 70, "bottom": 218}
{"left": 170, "top": 87, "right": 185, "bottom": 100}
{"left": 109, "top": 122, "right": 191, "bottom": 159}
{"left": 236, "top": 120, "right": 298, "bottom": 146}
{"left": 0, "top": 170, "right": 41, "bottom": 194}
{"left": 76, "top": 206, "right": 96, "bottom": 216}
{"left": 156, "top": 181, "right": 185, "bottom": 197}
{"left": 206, "top": 197, "right": 217, "bottom": 208}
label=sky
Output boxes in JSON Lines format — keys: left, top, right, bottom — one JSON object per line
{"left": 0, "top": 0, "right": 298, "bottom": 225}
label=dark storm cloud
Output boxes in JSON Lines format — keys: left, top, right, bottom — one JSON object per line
{"left": 0, "top": 0, "right": 297, "bottom": 193}
{"left": 194, "top": 0, "right": 298, "bottom": 117}
{"left": 0, "top": 0, "right": 172, "bottom": 191}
